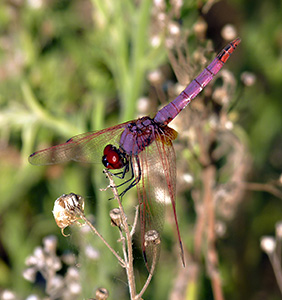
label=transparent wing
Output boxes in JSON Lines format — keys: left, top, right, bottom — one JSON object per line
{"left": 29, "top": 121, "right": 131, "bottom": 165}
{"left": 134, "top": 125, "right": 184, "bottom": 271}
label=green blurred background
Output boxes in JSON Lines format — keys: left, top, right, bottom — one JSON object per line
{"left": 0, "top": 0, "right": 282, "bottom": 299}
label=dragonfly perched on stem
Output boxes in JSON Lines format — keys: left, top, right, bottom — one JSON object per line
{"left": 29, "top": 38, "right": 240, "bottom": 270}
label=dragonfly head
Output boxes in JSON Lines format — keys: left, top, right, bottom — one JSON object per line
{"left": 102, "top": 144, "right": 127, "bottom": 170}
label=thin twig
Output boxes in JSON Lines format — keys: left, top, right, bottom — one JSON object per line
{"left": 137, "top": 244, "right": 159, "bottom": 299}
{"left": 130, "top": 205, "right": 139, "bottom": 237}
{"left": 103, "top": 170, "right": 137, "bottom": 299}
{"left": 75, "top": 211, "right": 126, "bottom": 268}
{"left": 203, "top": 165, "right": 225, "bottom": 300}
{"left": 118, "top": 228, "right": 128, "bottom": 266}
{"left": 269, "top": 252, "right": 282, "bottom": 294}
{"left": 242, "top": 182, "right": 282, "bottom": 199}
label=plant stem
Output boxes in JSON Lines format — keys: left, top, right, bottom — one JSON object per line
{"left": 104, "top": 170, "right": 137, "bottom": 299}
{"left": 76, "top": 210, "right": 126, "bottom": 268}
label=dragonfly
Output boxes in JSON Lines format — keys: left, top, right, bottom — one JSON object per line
{"left": 29, "top": 38, "right": 240, "bottom": 269}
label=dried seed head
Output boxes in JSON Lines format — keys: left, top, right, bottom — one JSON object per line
{"left": 27, "top": 0, "right": 43, "bottom": 9}
{"left": 22, "top": 267, "right": 37, "bottom": 282}
{"left": 61, "top": 252, "right": 76, "bottom": 265}
{"left": 150, "top": 35, "right": 161, "bottom": 48}
{"left": 183, "top": 173, "right": 194, "bottom": 185}
{"left": 109, "top": 208, "right": 123, "bottom": 228}
{"left": 25, "top": 295, "right": 41, "bottom": 300}
{"left": 215, "top": 221, "right": 227, "bottom": 238}
{"left": 68, "top": 281, "right": 81, "bottom": 295}
{"left": 49, "top": 275, "right": 64, "bottom": 292}
{"left": 147, "top": 69, "right": 162, "bottom": 84}
{"left": 144, "top": 230, "right": 161, "bottom": 247}
{"left": 84, "top": 245, "right": 100, "bottom": 260}
{"left": 52, "top": 193, "right": 85, "bottom": 235}
{"left": 276, "top": 221, "right": 282, "bottom": 239}
{"left": 168, "top": 21, "right": 180, "bottom": 36}
{"left": 193, "top": 18, "right": 208, "bottom": 40}
{"left": 260, "top": 236, "right": 276, "bottom": 254}
{"left": 153, "top": 0, "right": 165, "bottom": 10}
{"left": 221, "top": 24, "right": 237, "bottom": 41}
{"left": 43, "top": 235, "right": 57, "bottom": 253}
{"left": 95, "top": 287, "right": 109, "bottom": 300}
{"left": 241, "top": 72, "right": 256, "bottom": 86}
{"left": 137, "top": 97, "right": 151, "bottom": 115}
{"left": 1, "top": 290, "right": 17, "bottom": 300}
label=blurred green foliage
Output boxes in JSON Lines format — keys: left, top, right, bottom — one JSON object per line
{"left": 0, "top": 0, "right": 282, "bottom": 299}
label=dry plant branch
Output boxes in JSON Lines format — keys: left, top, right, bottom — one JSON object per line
{"left": 102, "top": 170, "right": 137, "bottom": 299}
{"left": 77, "top": 213, "right": 126, "bottom": 268}
{"left": 193, "top": 121, "right": 225, "bottom": 300}
{"left": 203, "top": 165, "right": 224, "bottom": 300}
{"left": 243, "top": 182, "right": 282, "bottom": 200}
{"left": 102, "top": 170, "right": 159, "bottom": 300}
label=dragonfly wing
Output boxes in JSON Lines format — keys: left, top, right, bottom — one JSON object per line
{"left": 29, "top": 122, "right": 130, "bottom": 165}
{"left": 134, "top": 125, "right": 182, "bottom": 271}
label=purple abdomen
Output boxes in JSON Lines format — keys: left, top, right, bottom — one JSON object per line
{"left": 154, "top": 38, "right": 241, "bottom": 125}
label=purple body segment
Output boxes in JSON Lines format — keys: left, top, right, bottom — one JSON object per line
{"left": 207, "top": 58, "right": 224, "bottom": 74}
{"left": 154, "top": 38, "right": 240, "bottom": 125}
{"left": 119, "top": 116, "right": 155, "bottom": 155}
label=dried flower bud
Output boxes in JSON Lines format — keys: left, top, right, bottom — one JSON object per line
{"left": 27, "top": 0, "right": 43, "bottom": 10}
{"left": 22, "top": 267, "right": 37, "bottom": 282}
{"left": 150, "top": 35, "right": 161, "bottom": 48}
{"left": 153, "top": 0, "right": 165, "bottom": 10}
{"left": 276, "top": 221, "right": 282, "bottom": 239}
{"left": 25, "top": 253, "right": 39, "bottom": 267}
{"left": 26, "top": 295, "right": 41, "bottom": 300}
{"left": 215, "top": 221, "right": 226, "bottom": 237}
{"left": 61, "top": 252, "right": 76, "bottom": 265}
{"left": 95, "top": 287, "right": 109, "bottom": 300}
{"left": 144, "top": 230, "right": 161, "bottom": 247}
{"left": 224, "top": 120, "right": 234, "bottom": 130}
{"left": 260, "top": 236, "right": 276, "bottom": 254}
{"left": 221, "top": 24, "right": 237, "bottom": 41}
{"left": 43, "top": 235, "right": 57, "bottom": 253}
{"left": 110, "top": 208, "right": 123, "bottom": 228}
{"left": 241, "top": 72, "right": 256, "bottom": 86}
{"left": 84, "top": 245, "right": 100, "bottom": 260}
{"left": 52, "top": 193, "right": 85, "bottom": 235}
{"left": 1, "top": 290, "right": 17, "bottom": 300}
{"left": 65, "top": 266, "right": 80, "bottom": 281}
{"left": 147, "top": 69, "right": 163, "bottom": 84}
{"left": 137, "top": 97, "right": 151, "bottom": 115}
{"left": 213, "top": 87, "right": 229, "bottom": 105}
{"left": 193, "top": 18, "right": 208, "bottom": 40}
{"left": 168, "top": 22, "right": 180, "bottom": 36}
{"left": 183, "top": 173, "right": 194, "bottom": 185}
{"left": 69, "top": 282, "right": 81, "bottom": 295}
{"left": 45, "top": 255, "right": 61, "bottom": 271}
{"left": 49, "top": 275, "right": 64, "bottom": 292}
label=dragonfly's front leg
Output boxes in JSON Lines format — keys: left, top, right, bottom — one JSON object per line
{"left": 118, "top": 156, "right": 141, "bottom": 198}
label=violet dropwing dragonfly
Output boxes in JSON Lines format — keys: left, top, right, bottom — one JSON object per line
{"left": 29, "top": 38, "right": 240, "bottom": 269}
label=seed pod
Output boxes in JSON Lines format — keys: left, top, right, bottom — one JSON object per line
{"left": 109, "top": 208, "right": 123, "bottom": 228}
{"left": 52, "top": 193, "right": 85, "bottom": 236}
{"left": 95, "top": 287, "right": 109, "bottom": 300}
{"left": 144, "top": 230, "right": 161, "bottom": 247}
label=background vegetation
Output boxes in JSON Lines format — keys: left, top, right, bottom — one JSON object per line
{"left": 0, "top": 0, "right": 282, "bottom": 299}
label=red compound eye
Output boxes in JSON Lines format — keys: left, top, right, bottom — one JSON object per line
{"left": 102, "top": 145, "right": 125, "bottom": 169}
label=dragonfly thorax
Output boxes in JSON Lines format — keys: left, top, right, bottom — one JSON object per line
{"left": 119, "top": 116, "right": 156, "bottom": 155}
